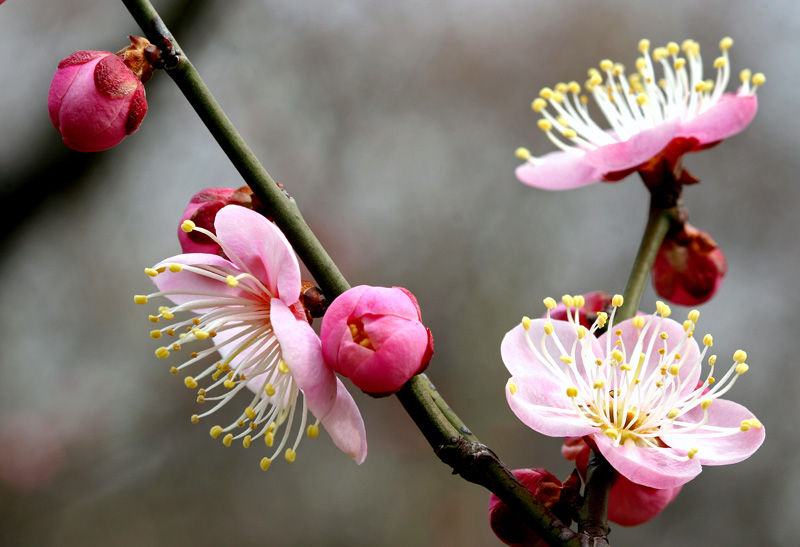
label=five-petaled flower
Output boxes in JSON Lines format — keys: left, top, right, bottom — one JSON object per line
{"left": 515, "top": 38, "right": 764, "bottom": 190}
{"left": 502, "top": 294, "right": 764, "bottom": 489}
{"left": 135, "top": 205, "right": 367, "bottom": 470}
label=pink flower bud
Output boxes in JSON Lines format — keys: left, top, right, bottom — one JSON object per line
{"left": 48, "top": 50, "right": 147, "bottom": 152}
{"left": 562, "top": 437, "right": 681, "bottom": 526}
{"left": 488, "top": 468, "right": 572, "bottom": 547}
{"left": 652, "top": 223, "right": 727, "bottom": 306}
{"left": 320, "top": 286, "right": 434, "bottom": 396}
{"left": 178, "top": 186, "right": 258, "bottom": 255}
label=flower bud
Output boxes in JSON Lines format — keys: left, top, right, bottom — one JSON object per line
{"left": 652, "top": 223, "right": 727, "bottom": 306}
{"left": 320, "top": 286, "right": 434, "bottom": 397}
{"left": 178, "top": 186, "right": 259, "bottom": 255}
{"left": 488, "top": 468, "right": 571, "bottom": 546}
{"left": 48, "top": 42, "right": 149, "bottom": 152}
{"left": 562, "top": 437, "right": 681, "bottom": 526}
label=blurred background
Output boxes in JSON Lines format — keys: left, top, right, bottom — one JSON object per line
{"left": 0, "top": 0, "right": 795, "bottom": 545}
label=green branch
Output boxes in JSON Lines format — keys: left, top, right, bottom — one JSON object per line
{"left": 121, "top": 1, "right": 584, "bottom": 544}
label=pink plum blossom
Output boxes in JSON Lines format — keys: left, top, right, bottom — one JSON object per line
{"left": 562, "top": 437, "right": 681, "bottom": 526}
{"left": 135, "top": 205, "right": 367, "bottom": 469}
{"left": 48, "top": 50, "right": 147, "bottom": 152}
{"left": 321, "top": 286, "right": 434, "bottom": 396}
{"left": 652, "top": 223, "right": 727, "bottom": 306}
{"left": 502, "top": 295, "right": 764, "bottom": 489}
{"left": 515, "top": 38, "right": 763, "bottom": 190}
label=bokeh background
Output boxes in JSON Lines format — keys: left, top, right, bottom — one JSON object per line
{"left": 1, "top": 0, "right": 795, "bottom": 545}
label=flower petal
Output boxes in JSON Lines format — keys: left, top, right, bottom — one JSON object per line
{"left": 515, "top": 151, "right": 603, "bottom": 190}
{"left": 214, "top": 206, "right": 301, "bottom": 304}
{"left": 270, "top": 299, "right": 337, "bottom": 419}
{"left": 320, "top": 285, "right": 369, "bottom": 366}
{"left": 352, "top": 286, "right": 419, "bottom": 320}
{"left": 607, "top": 476, "right": 681, "bottom": 526}
{"left": 319, "top": 378, "right": 368, "bottom": 464}
{"left": 678, "top": 92, "right": 757, "bottom": 147}
{"left": 584, "top": 118, "right": 680, "bottom": 172}
{"left": 506, "top": 374, "right": 597, "bottom": 437}
{"left": 659, "top": 398, "right": 765, "bottom": 466}
{"left": 152, "top": 253, "right": 245, "bottom": 309}
{"left": 592, "top": 432, "right": 701, "bottom": 489}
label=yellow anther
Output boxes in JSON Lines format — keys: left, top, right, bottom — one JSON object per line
{"left": 162, "top": 311, "right": 174, "bottom": 320}
{"left": 658, "top": 348, "right": 666, "bottom": 356}
{"left": 172, "top": 343, "right": 181, "bottom": 351}
{"left": 134, "top": 295, "right": 148, "bottom": 305}
{"left": 687, "top": 447, "right": 699, "bottom": 459}
{"left": 735, "top": 363, "right": 749, "bottom": 375}
{"left": 191, "top": 414, "right": 199, "bottom": 424}
{"left": 285, "top": 449, "right": 297, "bottom": 463}
{"left": 656, "top": 380, "right": 663, "bottom": 387}
{"left": 539, "top": 87, "right": 555, "bottom": 99}
{"left": 184, "top": 376, "right": 198, "bottom": 389}
{"left": 708, "top": 355, "right": 717, "bottom": 366}
{"left": 596, "top": 312, "right": 608, "bottom": 327}
{"left": 611, "top": 349, "right": 624, "bottom": 363}
{"left": 599, "top": 59, "right": 614, "bottom": 71}
{"left": 702, "top": 334, "right": 713, "bottom": 347}
{"left": 259, "top": 457, "right": 272, "bottom": 471}
{"left": 170, "top": 366, "right": 178, "bottom": 374}
{"left": 155, "top": 347, "right": 170, "bottom": 359}
{"left": 667, "top": 408, "right": 680, "bottom": 419}
{"left": 568, "top": 81, "right": 581, "bottom": 94}
{"left": 669, "top": 364, "right": 680, "bottom": 376}
{"left": 620, "top": 363, "right": 632, "bottom": 371}
{"left": 226, "top": 275, "right": 239, "bottom": 288}
{"left": 635, "top": 57, "right": 647, "bottom": 73}
{"left": 593, "top": 379, "right": 605, "bottom": 389}
{"left": 631, "top": 316, "right": 645, "bottom": 329}
{"left": 752, "top": 73, "right": 766, "bottom": 87}
{"left": 537, "top": 119, "right": 553, "bottom": 131}
{"left": 209, "top": 425, "right": 223, "bottom": 439}
{"left": 196, "top": 395, "right": 205, "bottom": 403}
{"left": 307, "top": 424, "right": 320, "bottom": 438}
{"left": 181, "top": 220, "right": 196, "bottom": 233}
{"left": 222, "top": 434, "right": 233, "bottom": 447}
{"left": 740, "top": 69, "right": 752, "bottom": 84}
{"left": 278, "top": 360, "right": 290, "bottom": 374}
{"left": 245, "top": 407, "right": 256, "bottom": 420}
{"left": 515, "top": 147, "right": 532, "bottom": 161}
{"left": 149, "top": 315, "right": 160, "bottom": 323}
{"left": 562, "top": 129, "right": 577, "bottom": 139}
{"left": 720, "top": 37, "right": 733, "bottom": 51}
{"left": 149, "top": 329, "right": 163, "bottom": 340}
{"left": 653, "top": 47, "right": 668, "bottom": 62}
{"left": 265, "top": 432, "right": 275, "bottom": 447}
{"left": 701, "top": 398, "right": 713, "bottom": 410}
{"left": 243, "top": 435, "right": 252, "bottom": 449}
{"left": 144, "top": 268, "right": 159, "bottom": 277}
{"left": 740, "top": 420, "right": 751, "bottom": 432}
{"left": 521, "top": 316, "right": 532, "bottom": 331}
{"left": 713, "top": 56, "right": 727, "bottom": 69}
{"left": 683, "top": 320, "right": 693, "bottom": 332}
{"left": 659, "top": 332, "right": 668, "bottom": 341}
{"left": 561, "top": 294, "right": 575, "bottom": 308}
{"left": 604, "top": 428, "right": 620, "bottom": 440}
{"left": 555, "top": 82, "right": 568, "bottom": 93}
{"left": 733, "top": 350, "right": 748, "bottom": 363}
{"left": 595, "top": 359, "right": 603, "bottom": 366}
{"left": 687, "top": 309, "right": 700, "bottom": 323}
{"left": 613, "top": 63, "right": 625, "bottom": 75}
{"left": 576, "top": 326, "right": 588, "bottom": 340}
{"left": 566, "top": 386, "right": 579, "bottom": 398}
{"left": 573, "top": 295, "right": 585, "bottom": 308}
{"left": 223, "top": 379, "right": 235, "bottom": 389}
{"left": 638, "top": 38, "right": 650, "bottom": 53}
{"left": 191, "top": 329, "right": 208, "bottom": 340}
{"left": 673, "top": 58, "right": 686, "bottom": 71}
{"left": 543, "top": 322, "right": 554, "bottom": 336}
{"left": 636, "top": 93, "right": 648, "bottom": 107}
{"left": 666, "top": 41, "right": 680, "bottom": 55}
{"left": 708, "top": 376, "right": 715, "bottom": 384}
{"left": 543, "top": 297, "right": 557, "bottom": 309}
{"left": 611, "top": 294, "right": 624, "bottom": 307}
{"left": 265, "top": 383, "right": 276, "bottom": 396}
{"left": 192, "top": 318, "right": 200, "bottom": 326}
{"left": 531, "top": 97, "right": 547, "bottom": 113}
{"left": 675, "top": 353, "right": 681, "bottom": 360}
{"left": 560, "top": 356, "right": 574, "bottom": 364}
{"left": 168, "top": 263, "right": 183, "bottom": 273}
{"left": 588, "top": 74, "right": 603, "bottom": 87}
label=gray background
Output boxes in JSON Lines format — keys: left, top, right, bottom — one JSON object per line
{"left": 0, "top": 0, "right": 795, "bottom": 545}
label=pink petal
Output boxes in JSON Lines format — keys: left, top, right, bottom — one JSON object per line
{"left": 678, "top": 92, "right": 757, "bottom": 147}
{"left": 584, "top": 118, "right": 680, "bottom": 172}
{"left": 352, "top": 286, "right": 419, "bottom": 320}
{"left": 501, "top": 319, "right": 603, "bottom": 382}
{"left": 659, "top": 398, "right": 765, "bottom": 466}
{"left": 320, "top": 285, "right": 370, "bottom": 366}
{"left": 213, "top": 206, "right": 301, "bottom": 304}
{"left": 319, "top": 379, "right": 368, "bottom": 464}
{"left": 592, "top": 433, "right": 701, "bottom": 489}
{"left": 506, "top": 375, "right": 597, "bottom": 437}
{"left": 152, "top": 253, "right": 247, "bottom": 309}
{"left": 602, "top": 317, "right": 701, "bottom": 398}
{"left": 270, "top": 299, "right": 337, "bottom": 419}
{"left": 515, "top": 151, "right": 603, "bottom": 190}
{"left": 607, "top": 476, "right": 681, "bottom": 526}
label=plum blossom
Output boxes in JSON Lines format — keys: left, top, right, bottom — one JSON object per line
{"left": 502, "top": 295, "right": 764, "bottom": 489}
{"left": 135, "top": 205, "right": 366, "bottom": 469}
{"left": 515, "top": 38, "right": 764, "bottom": 190}
{"left": 321, "top": 286, "right": 434, "bottom": 396}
